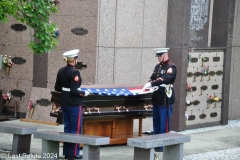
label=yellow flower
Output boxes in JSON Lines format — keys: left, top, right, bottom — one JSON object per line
{"left": 213, "top": 97, "right": 219, "bottom": 101}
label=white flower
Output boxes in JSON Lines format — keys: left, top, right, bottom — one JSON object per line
{"left": 7, "top": 91, "right": 11, "bottom": 100}
{"left": 185, "top": 113, "right": 189, "bottom": 121}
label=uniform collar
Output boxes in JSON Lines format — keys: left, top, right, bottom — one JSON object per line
{"left": 160, "top": 60, "right": 170, "bottom": 66}
{"left": 67, "top": 64, "right": 75, "bottom": 67}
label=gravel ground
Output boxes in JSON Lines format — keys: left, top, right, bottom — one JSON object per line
{"left": 180, "top": 120, "right": 240, "bottom": 160}
{"left": 179, "top": 119, "right": 240, "bottom": 135}
{"left": 183, "top": 147, "right": 240, "bottom": 160}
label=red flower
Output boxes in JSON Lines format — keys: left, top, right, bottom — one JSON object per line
{"left": 2, "top": 94, "right": 8, "bottom": 100}
{"left": 28, "top": 100, "right": 36, "bottom": 109}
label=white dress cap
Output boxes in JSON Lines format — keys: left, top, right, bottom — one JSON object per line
{"left": 154, "top": 48, "right": 169, "bottom": 54}
{"left": 153, "top": 48, "right": 169, "bottom": 57}
{"left": 63, "top": 49, "right": 79, "bottom": 58}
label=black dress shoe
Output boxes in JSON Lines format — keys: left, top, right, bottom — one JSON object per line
{"left": 155, "top": 147, "right": 163, "bottom": 152}
{"left": 65, "top": 155, "right": 82, "bottom": 160}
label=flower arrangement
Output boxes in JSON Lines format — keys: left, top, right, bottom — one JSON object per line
{"left": 186, "top": 82, "right": 192, "bottom": 92}
{"left": 207, "top": 95, "right": 221, "bottom": 104}
{"left": 2, "top": 55, "right": 13, "bottom": 68}
{"left": 2, "top": 91, "right": 11, "bottom": 101}
{"left": 2, "top": 91, "right": 11, "bottom": 105}
{"left": 28, "top": 100, "right": 37, "bottom": 109}
{"left": 201, "top": 65, "right": 209, "bottom": 76}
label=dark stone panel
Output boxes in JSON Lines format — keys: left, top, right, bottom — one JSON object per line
{"left": 33, "top": 53, "right": 48, "bottom": 88}
{"left": 166, "top": 0, "right": 191, "bottom": 48}
{"left": 211, "top": 0, "right": 236, "bottom": 125}
{"left": 226, "top": 0, "right": 236, "bottom": 47}
{"left": 211, "top": 0, "right": 235, "bottom": 47}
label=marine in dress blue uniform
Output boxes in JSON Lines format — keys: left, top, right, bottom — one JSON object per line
{"left": 143, "top": 48, "right": 177, "bottom": 152}
{"left": 55, "top": 49, "right": 89, "bottom": 159}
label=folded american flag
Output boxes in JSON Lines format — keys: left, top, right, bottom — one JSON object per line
{"left": 81, "top": 87, "right": 144, "bottom": 96}
{"left": 80, "top": 86, "right": 158, "bottom": 96}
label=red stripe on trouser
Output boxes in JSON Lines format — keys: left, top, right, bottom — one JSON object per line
{"left": 166, "top": 118, "right": 168, "bottom": 133}
{"left": 166, "top": 105, "right": 169, "bottom": 133}
{"left": 74, "top": 106, "right": 82, "bottom": 156}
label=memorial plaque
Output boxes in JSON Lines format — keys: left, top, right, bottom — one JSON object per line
{"left": 211, "top": 84, "right": 219, "bottom": 90}
{"left": 11, "top": 24, "right": 27, "bottom": 31}
{"left": 210, "top": 112, "right": 217, "bottom": 117}
{"left": 199, "top": 113, "right": 206, "bottom": 119}
{"left": 213, "top": 57, "right": 220, "bottom": 62}
{"left": 188, "top": 115, "right": 195, "bottom": 120}
{"left": 191, "top": 57, "right": 198, "bottom": 63}
{"left": 191, "top": 86, "right": 197, "bottom": 91}
{"left": 187, "top": 72, "right": 194, "bottom": 77}
{"left": 75, "top": 62, "right": 87, "bottom": 70}
{"left": 216, "top": 70, "right": 223, "bottom": 76}
{"left": 36, "top": 99, "right": 51, "bottom": 106}
{"left": 12, "top": 57, "right": 26, "bottom": 64}
{"left": 71, "top": 27, "right": 88, "bottom": 35}
{"left": 192, "top": 100, "right": 200, "bottom": 105}
{"left": 208, "top": 71, "right": 215, "bottom": 76}
{"left": 11, "top": 89, "right": 25, "bottom": 99}
{"left": 194, "top": 72, "right": 201, "bottom": 77}
{"left": 188, "top": 0, "right": 211, "bottom": 47}
{"left": 202, "top": 57, "right": 209, "bottom": 62}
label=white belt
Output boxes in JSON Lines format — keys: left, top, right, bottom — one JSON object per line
{"left": 160, "top": 84, "right": 173, "bottom": 87}
{"left": 62, "top": 87, "right": 81, "bottom": 92}
{"left": 159, "top": 84, "right": 173, "bottom": 98}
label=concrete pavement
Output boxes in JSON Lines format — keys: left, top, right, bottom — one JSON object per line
{"left": 0, "top": 119, "right": 240, "bottom": 160}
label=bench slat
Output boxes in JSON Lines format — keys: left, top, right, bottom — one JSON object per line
{"left": 34, "top": 131, "right": 110, "bottom": 146}
{"left": 0, "top": 123, "right": 37, "bottom": 135}
{"left": 128, "top": 133, "right": 190, "bottom": 149}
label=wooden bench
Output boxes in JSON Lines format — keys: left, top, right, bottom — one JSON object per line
{"left": 34, "top": 131, "right": 110, "bottom": 160}
{"left": 0, "top": 123, "right": 37, "bottom": 154}
{"left": 127, "top": 132, "right": 190, "bottom": 160}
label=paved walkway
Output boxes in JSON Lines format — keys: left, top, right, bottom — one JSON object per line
{"left": 0, "top": 119, "right": 240, "bottom": 160}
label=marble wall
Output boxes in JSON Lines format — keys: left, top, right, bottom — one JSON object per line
{"left": 0, "top": 17, "right": 34, "bottom": 114}
{"left": 229, "top": 0, "right": 240, "bottom": 119}
{"left": 96, "top": 0, "right": 168, "bottom": 85}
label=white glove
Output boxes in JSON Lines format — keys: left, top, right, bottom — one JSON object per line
{"left": 84, "top": 91, "right": 90, "bottom": 96}
{"left": 143, "top": 82, "right": 152, "bottom": 89}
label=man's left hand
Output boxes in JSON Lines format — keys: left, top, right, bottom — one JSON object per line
{"left": 84, "top": 91, "right": 90, "bottom": 96}
{"left": 143, "top": 82, "right": 152, "bottom": 89}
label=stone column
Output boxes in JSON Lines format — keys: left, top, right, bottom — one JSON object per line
{"left": 166, "top": 0, "right": 192, "bottom": 131}
{"left": 211, "top": 0, "right": 236, "bottom": 125}
{"left": 33, "top": 53, "right": 48, "bottom": 88}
